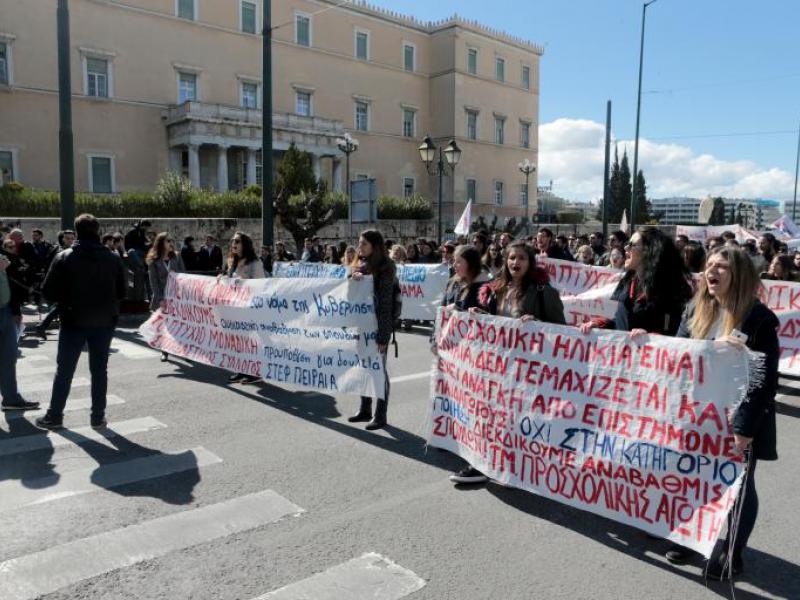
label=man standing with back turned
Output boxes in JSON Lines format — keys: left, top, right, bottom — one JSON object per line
{"left": 35, "top": 214, "right": 127, "bottom": 430}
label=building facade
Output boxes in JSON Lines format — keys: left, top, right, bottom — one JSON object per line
{"left": 650, "top": 196, "right": 783, "bottom": 228}
{"left": 0, "top": 0, "right": 543, "bottom": 229}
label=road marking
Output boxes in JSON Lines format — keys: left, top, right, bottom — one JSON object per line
{"left": 110, "top": 338, "right": 157, "bottom": 359}
{"left": 390, "top": 371, "right": 430, "bottom": 384}
{"left": 0, "top": 490, "right": 304, "bottom": 600}
{"left": 18, "top": 377, "right": 90, "bottom": 395}
{"left": 14, "top": 365, "right": 56, "bottom": 377}
{"left": 19, "top": 355, "right": 50, "bottom": 363}
{"left": 0, "top": 446, "right": 222, "bottom": 513}
{"left": 0, "top": 417, "right": 167, "bottom": 458}
{"left": 2, "top": 395, "right": 126, "bottom": 421}
{"left": 259, "top": 552, "right": 426, "bottom": 600}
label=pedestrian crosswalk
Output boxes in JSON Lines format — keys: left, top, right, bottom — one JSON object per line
{"left": 2, "top": 340, "right": 428, "bottom": 600}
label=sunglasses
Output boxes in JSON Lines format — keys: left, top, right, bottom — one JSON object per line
{"left": 624, "top": 242, "right": 643, "bottom": 250}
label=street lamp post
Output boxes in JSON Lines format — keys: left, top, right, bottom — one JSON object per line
{"left": 518, "top": 158, "right": 535, "bottom": 233}
{"left": 419, "top": 136, "right": 462, "bottom": 243}
{"left": 57, "top": 0, "right": 75, "bottom": 230}
{"left": 631, "top": 0, "right": 659, "bottom": 229}
{"left": 336, "top": 132, "right": 359, "bottom": 241}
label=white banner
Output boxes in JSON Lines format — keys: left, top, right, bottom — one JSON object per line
{"left": 273, "top": 261, "right": 450, "bottom": 322}
{"left": 139, "top": 273, "right": 386, "bottom": 398}
{"left": 759, "top": 279, "right": 800, "bottom": 375}
{"left": 427, "top": 308, "right": 751, "bottom": 557}
{"left": 676, "top": 224, "right": 758, "bottom": 243}
{"left": 537, "top": 257, "right": 622, "bottom": 325}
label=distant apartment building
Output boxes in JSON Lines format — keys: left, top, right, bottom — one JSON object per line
{"left": 0, "top": 0, "right": 543, "bottom": 228}
{"left": 650, "top": 196, "right": 783, "bottom": 228}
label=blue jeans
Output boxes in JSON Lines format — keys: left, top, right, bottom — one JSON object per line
{"left": 48, "top": 325, "right": 115, "bottom": 420}
{"left": 0, "top": 306, "right": 22, "bottom": 405}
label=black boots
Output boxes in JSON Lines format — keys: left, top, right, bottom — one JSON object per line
{"left": 366, "top": 399, "right": 387, "bottom": 430}
{"left": 348, "top": 398, "right": 372, "bottom": 422}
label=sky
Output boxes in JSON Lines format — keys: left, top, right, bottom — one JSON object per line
{"left": 367, "top": 0, "right": 800, "bottom": 206}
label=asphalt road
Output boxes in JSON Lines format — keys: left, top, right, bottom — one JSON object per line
{"left": 1, "top": 318, "right": 798, "bottom": 600}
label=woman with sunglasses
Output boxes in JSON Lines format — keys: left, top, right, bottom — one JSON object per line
{"left": 146, "top": 232, "right": 185, "bottom": 362}
{"left": 223, "top": 232, "right": 265, "bottom": 383}
{"left": 483, "top": 244, "right": 504, "bottom": 278}
{"left": 580, "top": 227, "right": 692, "bottom": 337}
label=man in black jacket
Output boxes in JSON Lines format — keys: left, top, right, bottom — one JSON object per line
{"left": 35, "top": 214, "right": 127, "bottom": 430}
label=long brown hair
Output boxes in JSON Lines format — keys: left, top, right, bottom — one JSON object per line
{"left": 145, "top": 232, "right": 175, "bottom": 265}
{"left": 492, "top": 240, "right": 548, "bottom": 301}
{"left": 353, "top": 229, "right": 395, "bottom": 280}
{"left": 688, "top": 246, "right": 760, "bottom": 339}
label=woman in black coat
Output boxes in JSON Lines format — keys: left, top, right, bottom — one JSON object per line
{"left": 665, "top": 246, "right": 778, "bottom": 579}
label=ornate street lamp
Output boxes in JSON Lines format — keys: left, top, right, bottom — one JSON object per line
{"left": 336, "top": 132, "right": 359, "bottom": 239}
{"left": 518, "top": 158, "right": 536, "bottom": 232}
{"left": 419, "top": 136, "right": 461, "bottom": 242}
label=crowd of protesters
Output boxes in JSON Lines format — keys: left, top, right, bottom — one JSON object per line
{"left": 0, "top": 215, "right": 785, "bottom": 581}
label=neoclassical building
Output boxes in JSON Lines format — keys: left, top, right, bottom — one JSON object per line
{"left": 0, "top": 0, "right": 543, "bottom": 224}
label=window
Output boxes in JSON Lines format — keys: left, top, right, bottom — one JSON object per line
{"left": 89, "top": 156, "right": 113, "bottom": 193}
{"left": 241, "top": 82, "right": 258, "bottom": 108}
{"left": 296, "top": 91, "right": 311, "bottom": 116}
{"left": 178, "top": 72, "right": 197, "bottom": 103}
{"left": 355, "top": 30, "right": 369, "bottom": 60}
{"left": 255, "top": 150, "right": 263, "bottom": 186}
{"left": 241, "top": 1, "right": 257, "bottom": 34}
{"left": 520, "top": 183, "right": 528, "bottom": 207}
{"left": 521, "top": 65, "right": 530, "bottom": 90}
{"left": 520, "top": 121, "right": 530, "bottom": 148}
{"left": 0, "top": 150, "right": 14, "bottom": 184}
{"left": 467, "top": 48, "right": 477, "bottom": 75}
{"left": 177, "top": 0, "right": 196, "bottom": 20}
{"left": 466, "top": 110, "right": 478, "bottom": 140}
{"left": 495, "top": 57, "right": 505, "bottom": 82}
{"left": 402, "top": 108, "right": 415, "bottom": 138}
{"left": 494, "top": 116, "right": 505, "bottom": 145}
{"left": 86, "top": 57, "right": 109, "bottom": 98}
{"left": 355, "top": 101, "right": 369, "bottom": 131}
{"left": 403, "top": 43, "right": 415, "bottom": 72}
{"left": 494, "top": 181, "right": 504, "bottom": 205}
{"left": 0, "top": 43, "right": 8, "bottom": 85}
{"left": 466, "top": 178, "right": 477, "bottom": 203}
{"left": 295, "top": 13, "right": 311, "bottom": 47}
{"left": 403, "top": 177, "right": 415, "bottom": 198}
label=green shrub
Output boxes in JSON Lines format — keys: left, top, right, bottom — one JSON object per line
{"left": 244, "top": 184, "right": 262, "bottom": 197}
{"left": 377, "top": 194, "right": 433, "bottom": 220}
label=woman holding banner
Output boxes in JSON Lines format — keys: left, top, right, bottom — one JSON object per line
{"left": 447, "top": 241, "right": 565, "bottom": 485}
{"left": 348, "top": 230, "right": 396, "bottom": 431}
{"left": 580, "top": 227, "right": 692, "bottom": 336}
{"left": 223, "top": 232, "right": 265, "bottom": 384}
{"left": 665, "top": 246, "right": 778, "bottom": 580}
{"left": 146, "top": 233, "right": 185, "bottom": 363}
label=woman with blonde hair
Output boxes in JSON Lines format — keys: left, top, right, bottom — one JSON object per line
{"left": 664, "top": 246, "right": 778, "bottom": 579}
{"left": 342, "top": 245, "right": 357, "bottom": 267}
{"left": 389, "top": 244, "right": 407, "bottom": 264}
{"left": 146, "top": 233, "right": 185, "bottom": 362}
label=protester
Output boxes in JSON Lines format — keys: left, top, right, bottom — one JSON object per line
{"left": 555, "top": 234, "right": 574, "bottom": 260}
{"left": 682, "top": 242, "right": 706, "bottom": 274}
{"left": 664, "top": 246, "right": 778, "bottom": 579}
{"left": 260, "top": 245, "right": 273, "bottom": 275}
{"left": 343, "top": 245, "right": 357, "bottom": 266}
{"left": 754, "top": 233, "right": 778, "bottom": 274}
{"left": 589, "top": 231, "right": 606, "bottom": 259}
{"left": 536, "top": 227, "right": 571, "bottom": 260}
{"left": 580, "top": 227, "right": 693, "bottom": 336}
{"left": 146, "top": 233, "right": 186, "bottom": 362}
{"left": 389, "top": 245, "right": 407, "bottom": 264}
{"left": 706, "top": 236, "right": 724, "bottom": 252}
{"left": 675, "top": 234, "right": 689, "bottom": 251}
{"left": 35, "top": 214, "right": 127, "bottom": 430}
{"left": 575, "top": 244, "right": 595, "bottom": 266}
{"left": 301, "top": 237, "right": 321, "bottom": 262}
{"left": 794, "top": 250, "right": 800, "bottom": 270}
{"left": 181, "top": 236, "right": 199, "bottom": 272}
{"left": 347, "top": 229, "right": 395, "bottom": 431}
{"left": 198, "top": 235, "right": 224, "bottom": 273}
{"left": 111, "top": 233, "right": 126, "bottom": 258}
{"left": 471, "top": 232, "right": 488, "bottom": 259}
{"left": 0, "top": 253, "right": 38, "bottom": 411}
{"left": 102, "top": 234, "right": 115, "bottom": 249}
{"left": 405, "top": 243, "right": 420, "bottom": 263}
{"left": 223, "top": 232, "right": 265, "bottom": 384}
{"left": 274, "top": 241, "right": 295, "bottom": 263}
{"left": 761, "top": 254, "right": 797, "bottom": 281}
{"left": 418, "top": 240, "right": 437, "bottom": 263}
{"left": 323, "top": 244, "right": 341, "bottom": 265}
{"left": 609, "top": 247, "right": 625, "bottom": 270}
{"left": 598, "top": 230, "right": 628, "bottom": 266}
{"left": 450, "top": 241, "right": 565, "bottom": 484}
{"left": 483, "top": 243, "right": 504, "bottom": 278}
{"left": 441, "top": 241, "right": 456, "bottom": 269}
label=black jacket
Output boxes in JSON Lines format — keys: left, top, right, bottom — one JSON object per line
{"left": 601, "top": 273, "right": 691, "bottom": 335}
{"left": 483, "top": 281, "right": 566, "bottom": 325}
{"left": 197, "top": 245, "right": 223, "bottom": 272}
{"left": 0, "top": 249, "right": 30, "bottom": 316}
{"left": 676, "top": 300, "right": 778, "bottom": 461}
{"left": 42, "top": 239, "right": 128, "bottom": 328}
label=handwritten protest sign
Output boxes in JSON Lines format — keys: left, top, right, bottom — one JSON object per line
{"left": 759, "top": 279, "right": 800, "bottom": 375}
{"left": 427, "top": 308, "right": 753, "bottom": 557}
{"left": 140, "top": 273, "right": 386, "bottom": 398}
{"left": 537, "top": 257, "right": 622, "bottom": 325}
{"left": 272, "top": 261, "right": 450, "bottom": 321}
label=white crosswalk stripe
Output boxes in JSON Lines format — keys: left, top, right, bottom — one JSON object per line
{"left": 0, "top": 446, "right": 222, "bottom": 513}
{"left": 14, "top": 365, "right": 56, "bottom": 377}
{"left": 2, "top": 394, "right": 126, "bottom": 421}
{"left": 0, "top": 417, "right": 167, "bottom": 458}
{"left": 110, "top": 338, "right": 158, "bottom": 359}
{"left": 259, "top": 553, "right": 426, "bottom": 600}
{"left": 0, "top": 490, "right": 304, "bottom": 600}
{"left": 18, "top": 377, "right": 89, "bottom": 395}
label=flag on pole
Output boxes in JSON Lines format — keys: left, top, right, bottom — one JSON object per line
{"left": 454, "top": 200, "right": 472, "bottom": 236}
{"left": 620, "top": 209, "right": 629, "bottom": 234}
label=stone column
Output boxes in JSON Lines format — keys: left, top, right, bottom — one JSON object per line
{"left": 246, "top": 148, "right": 258, "bottom": 186}
{"left": 217, "top": 145, "right": 229, "bottom": 192}
{"left": 169, "top": 147, "right": 182, "bottom": 173}
{"left": 188, "top": 144, "right": 200, "bottom": 188}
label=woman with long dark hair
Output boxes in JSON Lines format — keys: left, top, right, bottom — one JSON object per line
{"left": 664, "top": 247, "right": 778, "bottom": 579}
{"left": 348, "top": 229, "right": 396, "bottom": 430}
{"left": 448, "top": 241, "right": 565, "bottom": 485}
{"left": 146, "top": 233, "right": 185, "bottom": 362}
{"left": 761, "top": 254, "right": 797, "bottom": 281}
{"left": 223, "top": 232, "right": 264, "bottom": 383}
{"left": 405, "top": 243, "right": 420, "bottom": 264}
{"left": 580, "top": 227, "right": 693, "bottom": 336}
{"left": 323, "top": 244, "right": 341, "bottom": 265}
{"left": 483, "top": 243, "right": 504, "bottom": 278}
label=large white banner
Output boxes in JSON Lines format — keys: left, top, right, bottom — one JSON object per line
{"left": 427, "top": 308, "right": 752, "bottom": 557}
{"left": 759, "top": 279, "right": 800, "bottom": 375}
{"left": 272, "top": 261, "right": 450, "bottom": 321}
{"left": 676, "top": 224, "right": 758, "bottom": 243}
{"left": 139, "top": 273, "right": 386, "bottom": 398}
{"left": 537, "top": 257, "right": 622, "bottom": 325}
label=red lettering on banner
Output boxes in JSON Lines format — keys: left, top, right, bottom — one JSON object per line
{"left": 401, "top": 283, "right": 423, "bottom": 298}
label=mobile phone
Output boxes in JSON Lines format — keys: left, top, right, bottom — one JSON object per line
{"left": 730, "top": 328, "right": 748, "bottom": 343}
